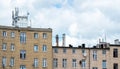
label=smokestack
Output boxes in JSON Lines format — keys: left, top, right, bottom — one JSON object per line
{"left": 62, "top": 33, "right": 65, "bottom": 46}
{"left": 56, "top": 34, "right": 59, "bottom": 46}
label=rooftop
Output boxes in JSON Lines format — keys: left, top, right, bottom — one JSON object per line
{"left": 0, "top": 25, "right": 52, "bottom": 32}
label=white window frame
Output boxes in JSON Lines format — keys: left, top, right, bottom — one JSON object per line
{"left": 42, "top": 45, "right": 47, "bottom": 52}
{"left": 62, "top": 59, "right": 67, "bottom": 68}
{"left": 93, "top": 50, "right": 97, "bottom": 60}
{"left": 81, "top": 60, "right": 86, "bottom": 68}
{"left": 102, "top": 60, "right": 106, "bottom": 69}
{"left": 2, "top": 43, "right": 7, "bottom": 50}
{"left": 2, "top": 31, "right": 7, "bottom": 37}
{"left": 34, "top": 33, "right": 38, "bottom": 39}
{"left": 10, "top": 57, "right": 14, "bottom": 67}
{"left": 53, "top": 58, "right": 58, "bottom": 68}
{"left": 2, "top": 57, "right": 6, "bottom": 67}
{"left": 43, "top": 33, "right": 47, "bottom": 39}
{"left": 34, "top": 45, "right": 38, "bottom": 52}
{"left": 11, "top": 43, "right": 15, "bottom": 51}
{"left": 20, "top": 32, "right": 26, "bottom": 43}
{"left": 11, "top": 32, "right": 15, "bottom": 38}
{"left": 34, "top": 58, "right": 38, "bottom": 67}
{"left": 20, "top": 50, "right": 26, "bottom": 59}
{"left": 42, "top": 58, "right": 47, "bottom": 67}
{"left": 20, "top": 65, "right": 26, "bottom": 69}
{"left": 72, "top": 59, "right": 77, "bottom": 68}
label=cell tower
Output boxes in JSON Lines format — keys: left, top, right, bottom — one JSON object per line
{"left": 12, "top": 8, "right": 30, "bottom": 27}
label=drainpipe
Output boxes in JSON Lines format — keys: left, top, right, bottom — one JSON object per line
{"left": 89, "top": 48, "right": 90, "bottom": 69}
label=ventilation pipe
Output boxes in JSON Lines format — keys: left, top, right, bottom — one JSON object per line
{"left": 62, "top": 34, "right": 66, "bottom": 46}
{"left": 56, "top": 34, "right": 59, "bottom": 46}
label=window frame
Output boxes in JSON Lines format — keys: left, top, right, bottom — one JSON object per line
{"left": 42, "top": 45, "right": 47, "bottom": 52}
{"left": 2, "top": 43, "right": 7, "bottom": 51}
{"left": 72, "top": 59, "right": 77, "bottom": 68}
{"left": 72, "top": 49, "right": 76, "bottom": 54}
{"left": 11, "top": 43, "right": 15, "bottom": 51}
{"left": 34, "top": 33, "right": 38, "bottom": 39}
{"left": 11, "top": 32, "right": 15, "bottom": 38}
{"left": 10, "top": 57, "right": 14, "bottom": 67}
{"left": 34, "top": 58, "right": 38, "bottom": 67}
{"left": 63, "top": 48, "right": 66, "bottom": 53}
{"left": 102, "top": 60, "right": 106, "bottom": 69}
{"left": 42, "top": 58, "right": 47, "bottom": 67}
{"left": 2, "top": 31, "right": 7, "bottom": 37}
{"left": 62, "top": 59, "right": 67, "bottom": 68}
{"left": 20, "top": 32, "right": 26, "bottom": 43}
{"left": 93, "top": 50, "right": 97, "bottom": 60}
{"left": 20, "top": 65, "right": 26, "bottom": 69}
{"left": 2, "top": 56, "right": 6, "bottom": 67}
{"left": 113, "top": 48, "right": 118, "bottom": 58}
{"left": 34, "top": 45, "right": 38, "bottom": 52}
{"left": 20, "top": 50, "right": 26, "bottom": 59}
{"left": 54, "top": 48, "right": 58, "bottom": 53}
{"left": 43, "top": 33, "right": 47, "bottom": 39}
{"left": 81, "top": 60, "right": 86, "bottom": 68}
{"left": 53, "top": 58, "right": 58, "bottom": 68}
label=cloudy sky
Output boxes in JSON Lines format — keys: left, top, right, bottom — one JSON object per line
{"left": 0, "top": 0, "right": 120, "bottom": 47}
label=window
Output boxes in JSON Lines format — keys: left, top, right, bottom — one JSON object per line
{"left": 20, "top": 50, "right": 26, "bottom": 59}
{"left": 93, "top": 50, "right": 97, "bottom": 60}
{"left": 20, "top": 65, "right": 26, "bottom": 69}
{"left": 10, "top": 57, "right": 14, "bottom": 67}
{"left": 42, "top": 45, "right": 47, "bottom": 52}
{"left": 11, "top": 43, "right": 15, "bottom": 51}
{"left": 34, "top": 33, "right": 38, "bottom": 39}
{"left": 34, "top": 45, "right": 38, "bottom": 52}
{"left": 62, "top": 59, "right": 67, "bottom": 68}
{"left": 54, "top": 48, "right": 58, "bottom": 53}
{"left": 114, "top": 63, "right": 118, "bottom": 69}
{"left": 82, "top": 49, "right": 86, "bottom": 56}
{"left": 2, "top": 57, "right": 6, "bottom": 67}
{"left": 72, "top": 59, "right": 77, "bottom": 68}
{"left": 63, "top": 48, "right": 66, "bottom": 53}
{"left": 102, "top": 50, "right": 106, "bottom": 55}
{"left": 11, "top": 32, "right": 15, "bottom": 38}
{"left": 72, "top": 49, "right": 76, "bottom": 54}
{"left": 102, "top": 60, "right": 106, "bottom": 69}
{"left": 20, "top": 32, "right": 26, "bottom": 43}
{"left": 53, "top": 58, "right": 58, "bottom": 68}
{"left": 42, "top": 58, "right": 47, "bottom": 67}
{"left": 34, "top": 58, "right": 38, "bottom": 67}
{"left": 113, "top": 49, "right": 118, "bottom": 58}
{"left": 2, "top": 31, "right": 7, "bottom": 37}
{"left": 81, "top": 60, "right": 86, "bottom": 68}
{"left": 93, "top": 67, "right": 98, "bottom": 69}
{"left": 43, "top": 33, "right": 47, "bottom": 39}
{"left": 2, "top": 43, "right": 7, "bottom": 50}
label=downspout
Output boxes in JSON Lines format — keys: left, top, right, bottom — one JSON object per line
{"left": 89, "top": 48, "right": 90, "bottom": 69}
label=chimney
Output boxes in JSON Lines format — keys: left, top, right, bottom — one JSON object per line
{"left": 56, "top": 34, "right": 59, "bottom": 46}
{"left": 114, "top": 39, "right": 120, "bottom": 45}
{"left": 62, "top": 33, "right": 66, "bottom": 46}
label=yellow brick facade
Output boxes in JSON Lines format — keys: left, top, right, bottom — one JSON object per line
{"left": 0, "top": 26, "right": 53, "bottom": 69}
{"left": 53, "top": 44, "right": 120, "bottom": 69}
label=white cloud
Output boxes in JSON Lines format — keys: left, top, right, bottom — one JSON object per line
{"left": 0, "top": 0, "right": 120, "bottom": 47}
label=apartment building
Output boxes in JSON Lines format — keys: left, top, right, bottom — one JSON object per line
{"left": 53, "top": 41, "right": 120, "bottom": 69}
{"left": 0, "top": 8, "right": 53, "bottom": 69}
